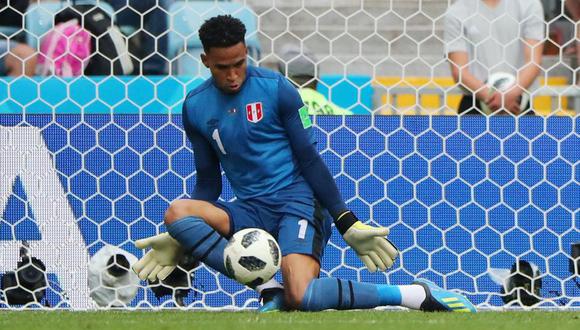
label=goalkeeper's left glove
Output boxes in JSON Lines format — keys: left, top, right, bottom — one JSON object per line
{"left": 336, "top": 211, "right": 399, "bottom": 272}
{"left": 132, "top": 233, "right": 184, "bottom": 281}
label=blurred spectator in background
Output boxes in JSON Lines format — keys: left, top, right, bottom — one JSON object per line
{"left": 0, "top": 0, "right": 29, "bottom": 42}
{"left": 106, "top": 0, "right": 173, "bottom": 75}
{"left": 444, "top": 0, "right": 545, "bottom": 115}
{"left": 542, "top": 0, "right": 578, "bottom": 58}
{"left": 0, "top": 39, "right": 37, "bottom": 76}
{"left": 565, "top": 0, "right": 580, "bottom": 83}
{"left": 565, "top": 1, "right": 580, "bottom": 55}
{"left": 278, "top": 44, "right": 352, "bottom": 115}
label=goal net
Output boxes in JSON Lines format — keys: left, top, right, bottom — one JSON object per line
{"left": 0, "top": 0, "right": 578, "bottom": 309}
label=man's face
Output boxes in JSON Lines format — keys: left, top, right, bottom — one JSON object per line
{"left": 201, "top": 42, "right": 248, "bottom": 94}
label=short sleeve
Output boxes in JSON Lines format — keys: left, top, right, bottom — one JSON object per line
{"left": 521, "top": 0, "right": 545, "bottom": 41}
{"left": 444, "top": 9, "right": 468, "bottom": 54}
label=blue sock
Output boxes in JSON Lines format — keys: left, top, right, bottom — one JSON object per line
{"left": 300, "top": 278, "right": 402, "bottom": 311}
{"left": 166, "top": 216, "right": 229, "bottom": 276}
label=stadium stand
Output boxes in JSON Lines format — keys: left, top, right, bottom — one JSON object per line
{"left": 373, "top": 76, "right": 578, "bottom": 116}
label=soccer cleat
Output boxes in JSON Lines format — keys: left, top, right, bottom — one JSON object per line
{"left": 413, "top": 279, "right": 477, "bottom": 313}
{"left": 258, "top": 287, "right": 284, "bottom": 313}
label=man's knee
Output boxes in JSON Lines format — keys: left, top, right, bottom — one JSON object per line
{"left": 164, "top": 199, "right": 203, "bottom": 225}
{"left": 281, "top": 254, "right": 319, "bottom": 310}
{"left": 164, "top": 200, "right": 230, "bottom": 235}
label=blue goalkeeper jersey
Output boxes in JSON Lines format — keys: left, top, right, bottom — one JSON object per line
{"left": 182, "top": 65, "right": 347, "bottom": 217}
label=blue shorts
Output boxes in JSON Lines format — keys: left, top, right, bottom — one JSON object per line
{"left": 215, "top": 180, "right": 333, "bottom": 262}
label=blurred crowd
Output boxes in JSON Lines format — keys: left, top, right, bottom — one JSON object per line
{"left": 0, "top": 1, "right": 576, "bottom": 77}
{"left": 0, "top": 0, "right": 578, "bottom": 115}
{"left": 0, "top": 0, "right": 173, "bottom": 76}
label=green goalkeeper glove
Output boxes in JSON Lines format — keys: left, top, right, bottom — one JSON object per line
{"left": 336, "top": 211, "right": 399, "bottom": 272}
{"left": 132, "top": 233, "right": 184, "bottom": 281}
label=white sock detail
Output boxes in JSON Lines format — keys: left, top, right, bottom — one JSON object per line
{"left": 255, "top": 278, "right": 283, "bottom": 294}
{"left": 399, "top": 285, "right": 427, "bottom": 310}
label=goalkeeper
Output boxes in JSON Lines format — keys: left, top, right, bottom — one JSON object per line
{"left": 133, "top": 15, "right": 475, "bottom": 313}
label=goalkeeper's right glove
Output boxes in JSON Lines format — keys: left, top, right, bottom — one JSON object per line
{"left": 132, "top": 233, "right": 184, "bottom": 281}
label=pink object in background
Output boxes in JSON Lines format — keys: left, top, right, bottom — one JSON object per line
{"left": 38, "top": 19, "right": 92, "bottom": 77}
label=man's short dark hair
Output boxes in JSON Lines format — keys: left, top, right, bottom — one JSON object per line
{"left": 198, "top": 15, "right": 246, "bottom": 52}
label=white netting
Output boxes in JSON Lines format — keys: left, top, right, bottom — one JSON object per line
{"left": 0, "top": 0, "right": 578, "bottom": 310}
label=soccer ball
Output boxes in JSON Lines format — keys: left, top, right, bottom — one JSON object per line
{"left": 481, "top": 72, "right": 529, "bottom": 114}
{"left": 223, "top": 228, "right": 281, "bottom": 286}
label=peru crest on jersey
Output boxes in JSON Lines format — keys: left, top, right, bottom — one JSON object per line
{"left": 246, "top": 102, "right": 263, "bottom": 123}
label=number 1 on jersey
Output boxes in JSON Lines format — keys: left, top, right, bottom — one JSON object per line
{"left": 212, "top": 128, "right": 227, "bottom": 155}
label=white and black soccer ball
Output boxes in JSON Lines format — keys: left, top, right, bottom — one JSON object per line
{"left": 223, "top": 228, "right": 281, "bottom": 286}
{"left": 88, "top": 245, "right": 139, "bottom": 307}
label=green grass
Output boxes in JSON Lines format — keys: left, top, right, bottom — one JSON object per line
{"left": 1, "top": 311, "right": 578, "bottom": 330}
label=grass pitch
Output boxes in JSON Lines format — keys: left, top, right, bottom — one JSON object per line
{"left": 0, "top": 311, "right": 580, "bottom": 330}
{"left": 1, "top": 311, "right": 578, "bottom": 330}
